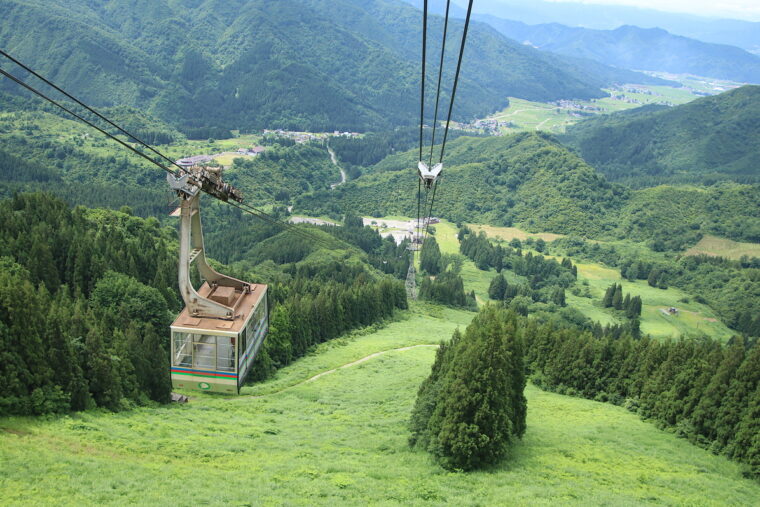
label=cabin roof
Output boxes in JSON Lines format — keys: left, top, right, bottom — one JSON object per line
{"left": 170, "top": 281, "right": 267, "bottom": 333}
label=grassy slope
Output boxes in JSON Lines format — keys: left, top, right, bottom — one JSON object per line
{"left": 2, "top": 305, "right": 757, "bottom": 505}
{"left": 448, "top": 219, "right": 734, "bottom": 340}
{"left": 567, "top": 261, "right": 733, "bottom": 340}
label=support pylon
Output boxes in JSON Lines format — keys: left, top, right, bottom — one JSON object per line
{"left": 405, "top": 259, "right": 417, "bottom": 300}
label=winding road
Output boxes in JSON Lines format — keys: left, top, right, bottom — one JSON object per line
{"left": 328, "top": 146, "right": 347, "bottom": 189}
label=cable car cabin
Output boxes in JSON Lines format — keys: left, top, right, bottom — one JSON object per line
{"left": 167, "top": 171, "right": 268, "bottom": 394}
{"left": 170, "top": 282, "right": 268, "bottom": 393}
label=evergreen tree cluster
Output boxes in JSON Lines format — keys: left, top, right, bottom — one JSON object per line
{"left": 409, "top": 306, "right": 527, "bottom": 471}
{"left": 0, "top": 193, "right": 178, "bottom": 415}
{"left": 420, "top": 237, "right": 443, "bottom": 275}
{"left": 602, "top": 283, "right": 643, "bottom": 319}
{"left": 132, "top": 129, "right": 177, "bottom": 146}
{"left": 419, "top": 271, "right": 476, "bottom": 309}
{"left": 459, "top": 227, "right": 505, "bottom": 271}
{"left": 460, "top": 227, "right": 577, "bottom": 289}
{"left": 524, "top": 320, "right": 760, "bottom": 478}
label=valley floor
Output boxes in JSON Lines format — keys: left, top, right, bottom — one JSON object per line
{"left": 1, "top": 305, "right": 757, "bottom": 505}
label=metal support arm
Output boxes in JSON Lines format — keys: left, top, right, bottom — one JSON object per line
{"left": 177, "top": 193, "right": 250, "bottom": 319}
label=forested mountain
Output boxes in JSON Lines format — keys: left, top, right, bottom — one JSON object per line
{"left": 0, "top": 0, "right": 664, "bottom": 133}
{"left": 299, "top": 133, "right": 627, "bottom": 236}
{"left": 479, "top": 18, "right": 760, "bottom": 83}
{"left": 296, "top": 133, "right": 760, "bottom": 247}
{"left": 561, "top": 86, "right": 760, "bottom": 187}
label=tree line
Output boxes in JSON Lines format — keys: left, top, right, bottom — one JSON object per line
{"left": 602, "top": 283, "right": 642, "bottom": 319}
{"left": 417, "top": 237, "right": 476, "bottom": 309}
{"left": 522, "top": 319, "right": 760, "bottom": 479}
{"left": 0, "top": 193, "right": 179, "bottom": 415}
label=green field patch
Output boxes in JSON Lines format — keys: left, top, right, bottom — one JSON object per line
{"left": 685, "top": 234, "right": 760, "bottom": 260}
{"left": 473, "top": 224, "right": 733, "bottom": 339}
{"left": 469, "top": 224, "right": 565, "bottom": 243}
{"left": 481, "top": 85, "right": 699, "bottom": 135}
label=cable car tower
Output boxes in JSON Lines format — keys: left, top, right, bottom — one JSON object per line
{"left": 167, "top": 166, "right": 269, "bottom": 394}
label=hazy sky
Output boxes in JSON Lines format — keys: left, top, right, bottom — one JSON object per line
{"left": 546, "top": 0, "right": 760, "bottom": 21}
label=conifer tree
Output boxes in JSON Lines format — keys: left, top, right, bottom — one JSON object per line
{"left": 627, "top": 296, "right": 642, "bottom": 319}
{"left": 551, "top": 287, "right": 566, "bottom": 307}
{"left": 602, "top": 284, "right": 615, "bottom": 307}
{"left": 612, "top": 284, "right": 623, "bottom": 310}
{"left": 488, "top": 273, "right": 507, "bottom": 300}
{"left": 420, "top": 237, "right": 442, "bottom": 275}
{"left": 648, "top": 269, "right": 660, "bottom": 287}
{"left": 408, "top": 330, "right": 461, "bottom": 449}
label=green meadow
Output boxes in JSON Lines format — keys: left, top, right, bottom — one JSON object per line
{"left": 483, "top": 84, "right": 698, "bottom": 134}
{"left": 2, "top": 306, "right": 757, "bottom": 506}
{"left": 566, "top": 261, "right": 733, "bottom": 340}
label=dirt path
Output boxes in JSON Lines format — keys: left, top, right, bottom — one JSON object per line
{"left": 235, "top": 344, "right": 438, "bottom": 400}
{"left": 304, "top": 344, "right": 437, "bottom": 383}
{"left": 535, "top": 118, "right": 551, "bottom": 130}
{"left": 328, "top": 146, "right": 346, "bottom": 189}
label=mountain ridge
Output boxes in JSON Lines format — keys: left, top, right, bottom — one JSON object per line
{"left": 296, "top": 132, "right": 760, "bottom": 246}
{"left": 0, "top": 0, "right": 666, "bottom": 133}
{"left": 476, "top": 16, "right": 760, "bottom": 83}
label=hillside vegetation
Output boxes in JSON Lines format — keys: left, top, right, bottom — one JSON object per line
{"left": 0, "top": 0, "right": 659, "bottom": 133}
{"left": 300, "top": 133, "right": 627, "bottom": 236}
{"left": 0, "top": 103, "right": 344, "bottom": 218}
{"left": 561, "top": 86, "right": 760, "bottom": 186}
{"left": 297, "top": 133, "right": 760, "bottom": 246}
{"left": 2, "top": 307, "right": 759, "bottom": 505}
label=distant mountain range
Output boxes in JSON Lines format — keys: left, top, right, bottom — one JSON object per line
{"left": 478, "top": 17, "right": 760, "bottom": 83}
{"left": 0, "top": 0, "right": 664, "bottom": 133}
{"left": 457, "top": 0, "right": 760, "bottom": 53}
{"left": 560, "top": 85, "right": 760, "bottom": 186}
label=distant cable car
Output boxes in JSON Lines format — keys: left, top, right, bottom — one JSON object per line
{"left": 168, "top": 167, "right": 268, "bottom": 394}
